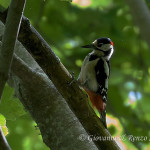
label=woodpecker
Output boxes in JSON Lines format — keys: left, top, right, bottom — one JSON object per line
{"left": 78, "top": 37, "right": 114, "bottom": 128}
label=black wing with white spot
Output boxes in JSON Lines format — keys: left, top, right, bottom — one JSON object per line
{"left": 95, "top": 58, "right": 109, "bottom": 102}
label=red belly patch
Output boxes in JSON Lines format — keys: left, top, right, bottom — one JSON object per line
{"left": 84, "top": 89, "right": 106, "bottom": 113}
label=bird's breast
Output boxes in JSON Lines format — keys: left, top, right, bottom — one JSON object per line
{"left": 79, "top": 57, "right": 99, "bottom": 92}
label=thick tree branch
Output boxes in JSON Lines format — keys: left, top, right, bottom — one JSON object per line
{"left": 10, "top": 53, "right": 99, "bottom": 150}
{"left": 19, "top": 17, "right": 120, "bottom": 149}
{"left": 0, "top": 12, "right": 120, "bottom": 150}
{"left": 0, "top": 37, "right": 99, "bottom": 150}
{"left": 125, "top": 0, "right": 150, "bottom": 49}
{"left": 0, "top": 0, "right": 26, "bottom": 99}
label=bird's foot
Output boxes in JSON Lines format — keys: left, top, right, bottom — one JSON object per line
{"left": 68, "top": 71, "right": 76, "bottom": 86}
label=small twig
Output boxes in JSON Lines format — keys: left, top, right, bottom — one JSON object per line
{"left": 0, "top": 0, "right": 26, "bottom": 149}
{"left": 0, "top": 125, "right": 11, "bottom": 150}
{"left": 0, "top": 0, "right": 26, "bottom": 100}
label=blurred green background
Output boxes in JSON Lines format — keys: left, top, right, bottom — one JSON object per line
{"left": 0, "top": 0, "right": 150, "bottom": 150}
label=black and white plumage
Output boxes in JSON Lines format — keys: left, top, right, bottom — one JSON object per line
{"left": 78, "top": 37, "right": 114, "bottom": 128}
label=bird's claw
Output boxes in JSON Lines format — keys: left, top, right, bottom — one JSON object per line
{"left": 68, "top": 71, "right": 76, "bottom": 86}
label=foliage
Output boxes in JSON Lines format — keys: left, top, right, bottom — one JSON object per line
{"left": 0, "top": 114, "right": 8, "bottom": 136}
{"left": 0, "top": 85, "right": 49, "bottom": 150}
{"left": 0, "top": 0, "right": 10, "bottom": 11}
{"left": 0, "top": 0, "right": 150, "bottom": 149}
{"left": 0, "top": 84, "right": 25, "bottom": 121}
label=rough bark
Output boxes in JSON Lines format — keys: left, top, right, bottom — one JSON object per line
{"left": 0, "top": 11, "right": 120, "bottom": 150}
{"left": 125, "top": 0, "right": 150, "bottom": 49}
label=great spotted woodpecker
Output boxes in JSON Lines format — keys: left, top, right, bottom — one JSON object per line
{"left": 78, "top": 37, "right": 114, "bottom": 128}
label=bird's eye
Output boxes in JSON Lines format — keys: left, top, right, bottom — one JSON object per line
{"left": 97, "top": 43, "right": 103, "bottom": 47}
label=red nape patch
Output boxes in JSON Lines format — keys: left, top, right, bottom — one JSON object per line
{"left": 84, "top": 89, "right": 106, "bottom": 113}
{"left": 111, "top": 41, "right": 113, "bottom": 46}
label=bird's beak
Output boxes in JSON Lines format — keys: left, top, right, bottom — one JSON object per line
{"left": 81, "top": 44, "right": 94, "bottom": 49}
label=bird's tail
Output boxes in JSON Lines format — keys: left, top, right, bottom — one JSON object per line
{"left": 100, "top": 110, "right": 107, "bottom": 128}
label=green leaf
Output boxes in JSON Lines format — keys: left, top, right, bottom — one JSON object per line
{"left": 0, "top": 84, "right": 26, "bottom": 121}
{"left": 0, "top": 113, "right": 6, "bottom": 126}
{"left": 0, "top": 114, "right": 8, "bottom": 136}
{"left": 0, "top": 0, "right": 10, "bottom": 11}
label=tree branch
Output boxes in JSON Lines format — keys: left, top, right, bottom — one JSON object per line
{"left": 0, "top": 0, "right": 26, "bottom": 99}
{"left": 0, "top": 0, "right": 26, "bottom": 149}
{"left": 0, "top": 38, "right": 99, "bottom": 150}
{"left": 125, "top": 0, "right": 150, "bottom": 49}
{"left": 11, "top": 53, "right": 100, "bottom": 150}
{"left": 0, "top": 12, "right": 120, "bottom": 150}
{"left": 18, "top": 17, "right": 120, "bottom": 150}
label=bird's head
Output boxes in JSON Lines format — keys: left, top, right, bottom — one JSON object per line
{"left": 82, "top": 37, "right": 114, "bottom": 59}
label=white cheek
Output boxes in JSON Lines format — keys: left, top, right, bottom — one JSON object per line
{"left": 110, "top": 45, "right": 113, "bottom": 49}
